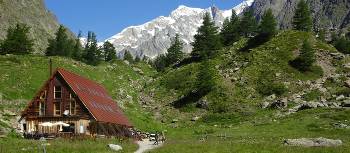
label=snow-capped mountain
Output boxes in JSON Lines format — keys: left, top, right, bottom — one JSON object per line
{"left": 105, "top": 0, "right": 255, "bottom": 59}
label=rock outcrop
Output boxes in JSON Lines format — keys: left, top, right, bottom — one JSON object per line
{"left": 251, "top": 0, "right": 350, "bottom": 31}
{"left": 0, "top": 0, "right": 64, "bottom": 53}
{"left": 284, "top": 137, "right": 343, "bottom": 147}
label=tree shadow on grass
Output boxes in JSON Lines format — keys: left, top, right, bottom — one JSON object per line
{"left": 172, "top": 56, "right": 201, "bottom": 68}
{"left": 240, "top": 34, "right": 271, "bottom": 52}
{"left": 172, "top": 90, "right": 208, "bottom": 108}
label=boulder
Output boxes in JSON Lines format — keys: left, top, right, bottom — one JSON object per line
{"left": 284, "top": 137, "right": 342, "bottom": 147}
{"left": 123, "top": 60, "right": 130, "bottom": 65}
{"left": 330, "top": 52, "right": 345, "bottom": 60}
{"left": 108, "top": 144, "right": 122, "bottom": 151}
{"left": 132, "top": 67, "right": 144, "bottom": 75}
{"left": 330, "top": 102, "right": 341, "bottom": 108}
{"left": 293, "top": 102, "right": 318, "bottom": 112}
{"left": 319, "top": 88, "right": 327, "bottom": 93}
{"left": 345, "top": 80, "right": 350, "bottom": 88}
{"left": 333, "top": 123, "right": 349, "bottom": 129}
{"left": 270, "top": 98, "right": 288, "bottom": 109}
{"left": 196, "top": 99, "right": 208, "bottom": 109}
{"left": 3, "top": 110, "right": 16, "bottom": 116}
{"left": 336, "top": 95, "right": 345, "bottom": 101}
{"left": 344, "top": 63, "right": 350, "bottom": 69}
{"left": 191, "top": 116, "right": 200, "bottom": 121}
{"left": 172, "top": 119, "right": 179, "bottom": 123}
{"left": 304, "top": 102, "right": 318, "bottom": 109}
{"left": 266, "top": 94, "right": 276, "bottom": 101}
{"left": 341, "top": 100, "right": 350, "bottom": 107}
{"left": 260, "top": 102, "right": 270, "bottom": 109}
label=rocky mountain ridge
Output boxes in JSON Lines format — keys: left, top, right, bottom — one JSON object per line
{"left": 105, "top": 0, "right": 254, "bottom": 58}
{"left": 251, "top": 0, "right": 350, "bottom": 31}
{"left": 0, "top": 0, "right": 63, "bottom": 53}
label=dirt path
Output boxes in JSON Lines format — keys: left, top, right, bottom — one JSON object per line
{"left": 134, "top": 139, "right": 163, "bottom": 153}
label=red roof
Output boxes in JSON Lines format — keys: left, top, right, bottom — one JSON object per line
{"left": 57, "top": 68, "right": 132, "bottom": 127}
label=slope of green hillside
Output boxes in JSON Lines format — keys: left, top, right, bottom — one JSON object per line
{"left": 144, "top": 31, "right": 340, "bottom": 119}
{"left": 143, "top": 29, "right": 348, "bottom": 134}
{"left": 0, "top": 55, "right": 161, "bottom": 131}
{"left": 143, "top": 30, "right": 350, "bottom": 153}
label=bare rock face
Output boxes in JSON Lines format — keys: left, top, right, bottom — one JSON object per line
{"left": 284, "top": 137, "right": 343, "bottom": 147}
{"left": 0, "top": 0, "right": 64, "bottom": 53}
{"left": 251, "top": 0, "right": 350, "bottom": 30}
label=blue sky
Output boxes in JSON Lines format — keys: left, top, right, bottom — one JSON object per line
{"left": 45, "top": 0, "right": 243, "bottom": 41}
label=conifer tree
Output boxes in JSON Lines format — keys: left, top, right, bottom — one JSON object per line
{"left": 72, "top": 31, "right": 83, "bottom": 61}
{"left": 142, "top": 56, "right": 150, "bottom": 63}
{"left": 0, "top": 23, "right": 34, "bottom": 55}
{"left": 293, "top": 0, "right": 312, "bottom": 32}
{"left": 191, "top": 12, "right": 222, "bottom": 60}
{"left": 153, "top": 54, "right": 167, "bottom": 72}
{"left": 46, "top": 25, "right": 74, "bottom": 57}
{"left": 346, "top": 27, "right": 350, "bottom": 39}
{"left": 239, "top": 9, "right": 258, "bottom": 37}
{"left": 318, "top": 28, "right": 326, "bottom": 42}
{"left": 220, "top": 10, "right": 240, "bottom": 46}
{"left": 290, "top": 39, "right": 315, "bottom": 71}
{"left": 83, "top": 31, "right": 101, "bottom": 65}
{"left": 123, "top": 50, "right": 134, "bottom": 63}
{"left": 134, "top": 55, "right": 141, "bottom": 63}
{"left": 102, "top": 41, "right": 116, "bottom": 61}
{"left": 196, "top": 60, "right": 216, "bottom": 95}
{"left": 258, "top": 9, "right": 277, "bottom": 39}
{"left": 334, "top": 36, "right": 350, "bottom": 54}
{"left": 167, "top": 34, "right": 184, "bottom": 65}
{"left": 221, "top": 18, "right": 231, "bottom": 44}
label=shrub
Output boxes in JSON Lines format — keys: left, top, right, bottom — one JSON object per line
{"left": 303, "top": 90, "right": 322, "bottom": 101}
{"left": 334, "top": 37, "right": 350, "bottom": 54}
{"left": 290, "top": 39, "right": 315, "bottom": 72}
{"left": 335, "top": 87, "right": 350, "bottom": 96}
{"left": 257, "top": 81, "right": 287, "bottom": 96}
{"left": 256, "top": 71, "right": 287, "bottom": 96}
{"left": 7, "top": 129, "right": 21, "bottom": 138}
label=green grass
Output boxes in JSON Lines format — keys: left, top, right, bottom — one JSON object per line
{"left": 153, "top": 108, "right": 350, "bottom": 153}
{"left": 0, "top": 138, "right": 138, "bottom": 153}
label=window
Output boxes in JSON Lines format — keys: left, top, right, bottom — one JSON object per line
{"left": 54, "top": 86, "right": 62, "bottom": 99}
{"left": 54, "top": 102, "right": 61, "bottom": 116}
{"left": 39, "top": 101, "right": 45, "bottom": 116}
{"left": 40, "top": 91, "right": 47, "bottom": 100}
{"left": 70, "top": 94, "right": 76, "bottom": 115}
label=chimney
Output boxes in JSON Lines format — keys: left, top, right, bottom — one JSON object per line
{"left": 49, "top": 59, "right": 52, "bottom": 76}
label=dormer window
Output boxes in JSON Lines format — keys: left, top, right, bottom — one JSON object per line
{"left": 54, "top": 86, "right": 62, "bottom": 99}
